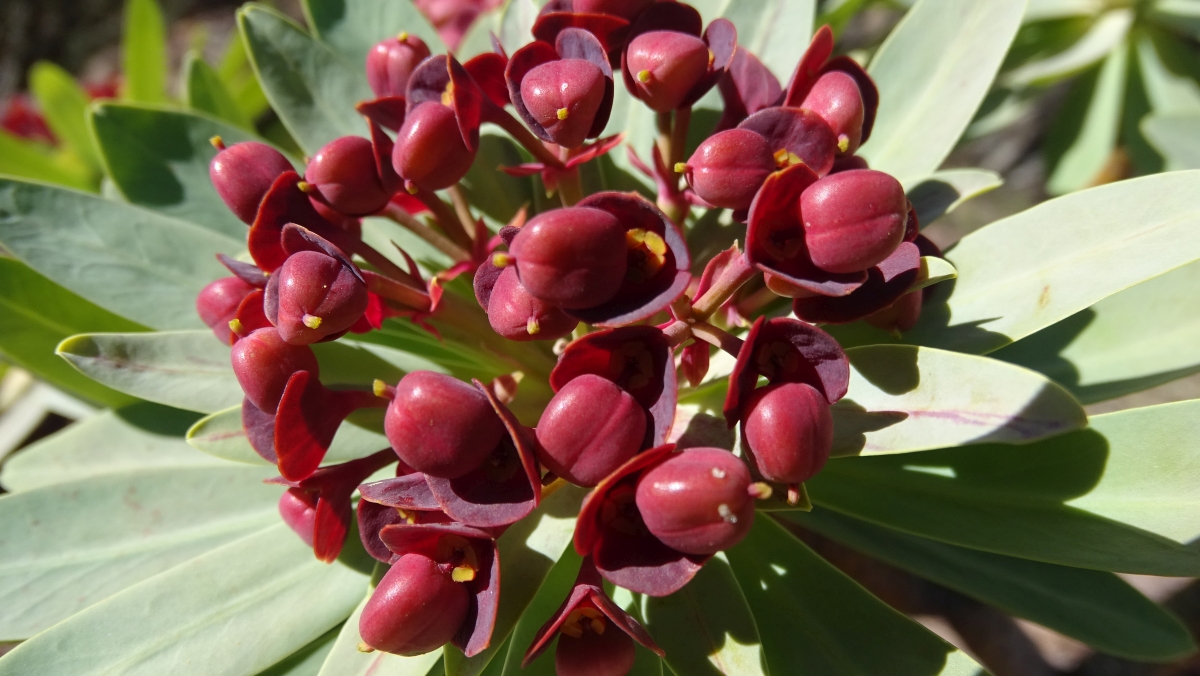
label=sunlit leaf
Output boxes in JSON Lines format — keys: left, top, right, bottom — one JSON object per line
{"left": 717, "top": 0, "right": 815, "bottom": 82}
{"left": 28, "top": 61, "right": 102, "bottom": 172}
{"left": 304, "top": 0, "right": 445, "bottom": 68}
{"left": 1003, "top": 9, "right": 1131, "bottom": 87}
{"left": 1044, "top": 47, "right": 1127, "bottom": 194}
{"left": 121, "top": 0, "right": 169, "bottom": 103}
{"left": 185, "top": 52, "right": 255, "bottom": 130}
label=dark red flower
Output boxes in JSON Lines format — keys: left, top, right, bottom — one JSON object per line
{"left": 209, "top": 140, "right": 294, "bottom": 225}
{"left": 196, "top": 276, "right": 256, "bottom": 344}
{"left": 782, "top": 25, "right": 879, "bottom": 156}
{"left": 303, "top": 132, "right": 398, "bottom": 217}
{"left": 715, "top": 48, "right": 782, "bottom": 132}
{"left": 679, "top": 128, "right": 776, "bottom": 211}
{"left": 507, "top": 28, "right": 614, "bottom": 149}
{"left": 263, "top": 227, "right": 369, "bottom": 345}
{"left": 620, "top": 4, "right": 736, "bottom": 113}
{"left": 508, "top": 205, "right": 629, "bottom": 310}
{"left": 532, "top": 0, "right": 656, "bottom": 64}
{"left": 635, "top": 447, "right": 755, "bottom": 555}
{"left": 367, "top": 33, "right": 432, "bottom": 98}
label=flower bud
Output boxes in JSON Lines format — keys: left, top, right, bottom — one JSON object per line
{"left": 508, "top": 206, "right": 628, "bottom": 310}
{"left": 520, "top": 58, "right": 607, "bottom": 149}
{"left": 366, "top": 33, "right": 432, "bottom": 98}
{"left": 392, "top": 102, "right": 476, "bottom": 191}
{"left": 801, "top": 169, "right": 907, "bottom": 274}
{"left": 487, "top": 267, "right": 578, "bottom": 341}
{"left": 384, "top": 371, "right": 507, "bottom": 479}
{"left": 278, "top": 489, "right": 317, "bottom": 547}
{"left": 683, "top": 128, "right": 775, "bottom": 210}
{"left": 274, "top": 250, "right": 369, "bottom": 344}
{"left": 741, "top": 382, "right": 833, "bottom": 485}
{"left": 635, "top": 448, "right": 753, "bottom": 555}
{"left": 209, "top": 141, "right": 294, "bottom": 224}
{"left": 305, "top": 136, "right": 393, "bottom": 217}
{"left": 196, "top": 276, "right": 255, "bottom": 344}
{"left": 359, "top": 553, "right": 471, "bottom": 656}
{"left": 801, "top": 71, "right": 865, "bottom": 155}
{"left": 230, "top": 328, "right": 320, "bottom": 414}
{"left": 625, "top": 31, "right": 711, "bottom": 112}
{"left": 537, "top": 374, "right": 647, "bottom": 486}
{"left": 555, "top": 612, "right": 637, "bottom": 676}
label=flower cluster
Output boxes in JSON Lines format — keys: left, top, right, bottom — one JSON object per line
{"left": 197, "top": 3, "right": 947, "bottom": 673}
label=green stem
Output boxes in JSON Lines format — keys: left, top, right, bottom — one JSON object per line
{"left": 381, "top": 203, "right": 471, "bottom": 263}
{"left": 668, "top": 106, "right": 691, "bottom": 170}
{"left": 414, "top": 188, "right": 472, "bottom": 251}
{"left": 490, "top": 110, "right": 566, "bottom": 169}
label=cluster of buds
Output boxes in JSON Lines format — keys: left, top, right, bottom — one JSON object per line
{"left": 196, "top": 4, "right": 949, "bottom": 673}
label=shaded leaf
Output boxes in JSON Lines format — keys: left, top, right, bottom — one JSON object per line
{"left": 1003, "top": 9, "right": 1131, "bottom": 87}
{"left": 304, "top": 0, "right": 445, "bottom": 69}
{"left": 1044, "top": 47, "right": 1126, "bottom": 195}
{"left": 185, "top": 52, "right": 255, "bottom": 129}
{"left": 0, "top": 178, "right": 239, "bottom": 330}
{"left": 187, "top": 405, "right": 389, "bottom": 466}
{"left": 1143, "top": 113, "right": 1200, "bottom": 169}
{"left": 121, "top": 0, "right": 169, "bottom": 103}
{"left": 904, "top": 169, "right": 1003, "bottom": 227}
{"left": 263, "top": 625, "right": 342, "bottom": 676}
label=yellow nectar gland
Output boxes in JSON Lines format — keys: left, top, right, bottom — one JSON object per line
{"left": 636, "top": 69, "right": 652, "bottom": 84}
{"left": 451, "top": 566, "right": 476, "bottom": 583}
{"left": 297, "top": 181, "right": 317, "bottom": 194}
{"left": 209, "top": 135, "right": 225, "bottom": 150}
{"left": 397, "top": 31, "right": 409, "bottom": 41}
{"left": 624, "top": 228, "right": 668, "bottom": 285}
{"left": 674, "top": 162, "right": 687, "bottom": 174}
{"left": 492, "top": 252, "right": 514, "bottom": 268}
{"left": 227, "top": 318, "right": 245, "bottom": 337}
{"left": 395, "top": 508, "right": 419, "bottom": 525}
{"left": 837, "top": 134, "right": 850, "bottom": 153}
{"left": 302, "top": 314, "right": 323, "bottom": 329}
{"left": 373, "top": 379, "right": 390, "bottom": 398}
{"left": 556, "top": 107, "right": 570, "bottom": 120}
{"left": 560, "top": 607, "right": 607, "bottom": 638}
{"left": 773, "top": 148, "right": 804, "bottom": 169}
{"left": 442, "top": 82, "right": 455, "bottom": 107}
{"left": 526, "top": 316, "right": 541, "bottom": 335}
{"left": 436, "top": 534, "right": 480, "bottom": 582}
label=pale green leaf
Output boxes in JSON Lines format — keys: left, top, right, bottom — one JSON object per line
{"left": 1135, "top": 32, "right": 1200, "bottom": 116}
{"left": 643, "top": 556, "right": 768, "bottom": 676}
{"left": 861, "top": 0, "right": 1027, "bottom": 183}
{"left": 497, "top": 0, "right": 539, "bottom": 57}
{"left": 185, "top": 52, "right": 255, "bottom": 129}
{"left": 0, "top": 132, "right": 94, "bottom": 191}
{"left": 304, "top": 0, "right": 445, "bottom": 69}
{"left": 457, "top": 8, "right": 500, "bottom": 59}
{"left": 905, "top": 169, "right": 1003, "bottom": 227}
{"left": 1024, "top": 0, "right": 1103, "bottom": 21}
{"left": 28, "top": 61, "right": 102, "bottom": 172}
{"left": 1143, "top": 114, "right": 1200, "bottom": 169}
{"left": 0, "top": 178, "right": 240, "bottom": 330}
{"left": 0, "top": 466, "right": 279, "bottom": 640}
{"left": 789, "top": 509, "right": 1195, "bottom": 661}
{"left": 318, "top": 593, "right": 444, "bottom": 676}
{"left": 1045, "top": 47, "right": 1127, "bottom": 195}
{"left": 832, "top": 345, "right": 1086, "bottom": 457}
{"left": 56, "top": 330, "right": 241, "bottom": 414}
{"left": 240, "top": 4, "right": 372, "bottom": 154}
{"left": 0, "top": 403, "right": 216, "bottom": 492}
{"left": 994, "top": 259, "right": 1200, "bottom": 403}
{"left": 218, "top": 30, "right": 273, "bottom": 122}
{"left": 121, "top": 0, "right": 169, "bottom": 103}
{"left": 497, "top": 547, "right": 581, "bottom": 676}
{"left": 1004, "top": 9, "right": 1131, "bottom": 87}
{"left": 0, "top": 524, "right": 366, "bottom": 675}
{"left": 910, "top": 257, "right": 958, "bottom": 293}
{"left": 262, "top": 625, "right": 342, "bottom": 676}
{"left": 726, "top": 517, "right": 981, "bottom": 676}
{"left": 90, "top": 102, "right": 280, "bottom": 238}
{"left": 187, "top": 405, "right": 390, "bottom": 466}
{"left": 717, "top": 0, "right": 815, "bottom": 82}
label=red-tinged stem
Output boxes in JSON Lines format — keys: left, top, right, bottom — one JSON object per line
{"left": 557, "top": 147, "right": 583, "bottom": 207}
{"left": 364, "top": 270, "right": 432, "bottom": 312}
{"left": 662, "top": 318, "right": 693, "bottom": 347}
{"left": 655, "top": 111, "right": 672, "bottom": 170}
{"left": 381, "top": 203, "right": 471, "bottom": 263}
{"left": 691, "top": 252, "right": 759, "bottom": 320}
{"left": 490, "top": 109, "right": 566, "bottom": 169}
{"left": 735, "top": 284, "right": 782, "bottom": 318}
{"left": 413, "top": 188, "right": 473, "bottom": 250}
{"left": 447, "top": 185, "right": 477, "bottom": 237}
{"left": 690, "top": 320, "right": 744, "bottom": 357}
{"left": 309, "top": 220, "right": 414, "bottom": 286}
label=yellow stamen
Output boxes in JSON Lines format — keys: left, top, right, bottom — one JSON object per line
{"left": 674, "top": 162, "right": 687, "bottom": 174}
{"left": 492, "top": 252, "right": 514, "bottom": 268}
{"left": 624, "top": 228, "right": 668, "bottom": 285}
{"left": 773, "top": 148, "right": 804, "bottom": 168}
{"left": 396, "top": 508, "right": 418, "bottom": 524}
{"left": 227, "top": 318, "right": 244, "bottom": 336}
{"left": 297, "top": 180, "right": 316, "bottom": 194}
{"left": 302, "top": 314, "right": 323, "bottom": 329}
{"left": 373, "top": 379, "right": 389, "bottom": 398}
{"left": 397, "top": 31, "right": 409, "bottom": 41}
{"left": 526, "top": 316, "right": 540, "bottom": 335}
{"left": 405, "top": 180, "right": 419, "bottom": 195}
{"left": 561, "top": 607, "right": 607, "bottom": 638}
{"left": 637, "top": 69, "right": 652, "bottom": 84}
{"left": 837, "top": 134, "right": 850, "bottom": 153}
{"left": 451, "top": 565, "right": 476, "bottom": 583}
{"left": 748, "top": 482, "right": 773, "bottom": 500}
{"left": 556, "top": 107, "right": 569, "bottom": 120}
{"left": 441, "top": 82, "right": 455, "bottom": 107}
{"left": 357, "top": 642, "right": 375, "bottom": 653}
{"left": 209, "top": 135, "right": 226, "bottom": 150}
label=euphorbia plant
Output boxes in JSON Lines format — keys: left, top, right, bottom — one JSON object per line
{"left": 2, "top": 1, "right": 1200, "bottom": 675}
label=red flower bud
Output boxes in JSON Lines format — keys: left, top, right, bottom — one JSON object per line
{"left": 272, "top": 250, "right": 369, "bottom": 344}
{"left": 682, "top": 128, "right": 775, "bottom": 210}
{"left": 801, "top": 70, "right": 865, "bottom": 155}
{"left": 392, "top": 102, "right": 476, "bottom": 191}
{"left": 741, "top": 382, "right": 833, "bottom": 485}
{"left": 801, "top": 169, "right": 907, "bottom": 274}
{"left": 509, "top": 206, "right": 628, "bottom": 310}
{"left": 304, "top": 136, "right": 394, "bottom": 217}
{"left": 537, "top": 374, "right": 647, "bottom": 486}
{"left": 520, "top": 58, "right": 608, "bottom": 148}
{"left": 196, "top": 276, "right": 255, "bottom": 344}
{"left": 384, "top": 371, "right": 507, "bottom": 479}
{"left": 230, "top": 328, "right": 320, "bottom": 414}
{"left": 486, "top": 267, "right": 578, "bottom": 341}
{"left": 625, "top": 31, "right": 710, "bottom": 112}
{"left": 635, "top": 447, "right": 753, "bottom": 555}
{"left": 278, "top": 489, "right": 317, "bottom": 547}
{"left": 209, "top": 141, "right": 294, "bottom": 224}
{"left": 359, "top": 553, "right": 471, "bottom": 655}
{"left": 366, "top": 33, "right": 432, "bottom": 98}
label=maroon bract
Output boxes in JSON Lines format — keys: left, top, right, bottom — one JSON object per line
{"left": 209, "top": 140, "right": 294, "bottom": 224}
{"left": 737, "top": 106, "right": 838, "bottom": 178}
{"left": 621, "top": 4, "right": 736, "bottom": 113}
{"left": 532, "top": 0, "right": 653, "bottom": 62}
{"left": 574, "top": 444, "right": 707, "bottom": 596}
{"left": 230, "top": 327, "right": 320, "bottom": 415}
{"left": 861, "top": 234, "right": 943, "bottom": 332}
{"left": 740, "top": 382, "right": 832, "bottom": 488}
{"left": 373, "top": 522, "right": 500, "bottom": 657}
{"left": 197, "top": 276, "right": 256, "bottom": 344}
{"left": 634, "top": 447, "right": 754, "bottom": 555}
{"left": 267, "top": 449, "right": 397, "bottom": 562}
{"left": 357, "top": 472, "right": 448, "bottom": 563}
{"left": 304, "top": 135, "right": 395, "bottom": 217}
{"left": 367, "top": 33, "right": 432, "bottom": 98}
{"left": 483, "top": 266, "right": 578, "bottom": 341}
{"left": 247, "top": 172, "right": 358, "bottom": 273}
{"left": 801, "top": 71, "right": 865, "bottom": 155}
{"left": 523, "top": 558, "right": 663, "bottom": 672}
{"left": 791, "top": 240, "right": 922, "bottom": 324}
{"left": 508, "top": 205, "right": 628, "bottom": 310}
{"left": 782, "top": 25, "right": 880, "bottom": 153}
{"left": 801, "top": 169, "right": 907, "bottom": 274}
{"left": 537, "top": 373, "right": 648, "bottom": 486}
{"left": 384, "top": 371, "right": 506, "bottom": 479}
{"left": 271, "top": 370, "right": 387, "bottom": 480}
{"left": 359, "top": 553, "right": 473, "bottom": 655}
{"left": 716, "top": 48, "right": 782, "bottom": 132}
{"left": 680, "top": 128, "right": 776, "bottom": 211}
{"left": 507, "top": 28, "right": 614, "bottom": 149}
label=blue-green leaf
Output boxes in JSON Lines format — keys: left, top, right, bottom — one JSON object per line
{"left": 1003, "top": 9, "right": 1131, "bottom": 87}
{"left": 905, "top": 169, "right": 1003, "bottom": 227}
{"left": 1143, "top": 113, "right": 1200, "bottom": 170}
{"left": 717, "top": 0, "right": 815, "bottom": 82}
{"left": 187, "top": 405, "right": 390, "bottom": 467}
{"left": 185, "top": 52, "right": 255, "bottom": 130}
{"left": 264, "top": 625, "right": 342, "bottom": 676}
{"left": 121, "top": 0, "right": 169, "bottom": 103}
{"left": 28, "top": 61, "right": 102, "bottom": 172}
{"left": 304, "top": 0, "right": 444, "bottom": 69}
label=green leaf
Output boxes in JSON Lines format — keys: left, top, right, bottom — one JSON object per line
{"left": 185, "top": 52, "right": 255, "bottom": 130}
{"left": 497, "top": 547, "right": 583, "bottom": 676}
{"left": 457, "top": 8, "right": 500, "bottom": 59}
{"left": 993, "top": 259, "right": 1200, "bottom": 403}
{"left": 725, "top": 517, "right": 981, "bottom": 676}
{"left": 643, "top": 556, "right": 767, "bottom": 676}
{"left": 218, "top": 30, "right": 273, "bottom": 122}
{"left": 0, "top": 403, "right": 213, "bottom": 492}
{"left": 1003, "top": 9, "right": 1131, "bottom": 87}
{"left": 0, "top": 258, "right": 144, "bottom": 407}
{"left": 808, "top": 402, "right": 1200, "bottom": 575}
{"left": 0, "top": 131, "right": 94, "bottom": 191}
{"left": 90, "top": 102, "right": 284, "bottom": 238}
{"left": 56, "top": 330, "right": 241, "bottom": 414}
{"left": 902, "top": 170, "right": 1200, "bottom": 354}
{"left": 443, "top": 485, "right": 587, "bottom": 676}
{"left": 0, "top": 524, "right": 366, "bottom": 675}
{"left": 317, "top": 593, "right": 444, "bottom": 676}
{"left": 28, "top": 61, "right": 102, "bottom": 172}
{"left": 121, "top": 0, "right": 169, "bottom": 103}
{"left": 1025, "top": 0, "right": 1104, "bottom": 21}
{"left": 789, "top": 509, "right": 1195, "bottom": 661}
{"left": 304, "top": 0, "right": 444, "bottom": 70}
{"left": 860, "top": 0, "right": 1026, "bottom": 184}
{"left": 240, "top": 4, "right": 373, "bottom": 154}
{"left": 1136, "top": 30, "right": 1200, "bottom": 117}
{"left": 717, "top": 0, "right": 815, "bottom": 82}
{"left": 905, "top": 169, "right": 1003, "bottom": 227}
{"left": 1143, "top": 113, "right": 1200, "bottom": 169}
{"left": 0, "top": 466, "right": 278, "bottom": 640}
{"left": 187, "top": 405, "right": 390, "bottom": 466}
{"left": 497, "top": 0, "right": 539, "bottom": 56}
{"left": 833, "top": 345, "right": 1086, "bottom": 457}
{"left": 263, "top": 625, "right": 342, "bottom": 676}
{"left": 0, "top": 178, "right": 240, "bottom": 330}
{"left": 459, "top": 133, "right": 536, "bottom": 228}
{"left": 1044, "top": 47, "right": 1127, "bottom": 195}
{"left": 599, "top": 78, "right": 658, "bottom": 195}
